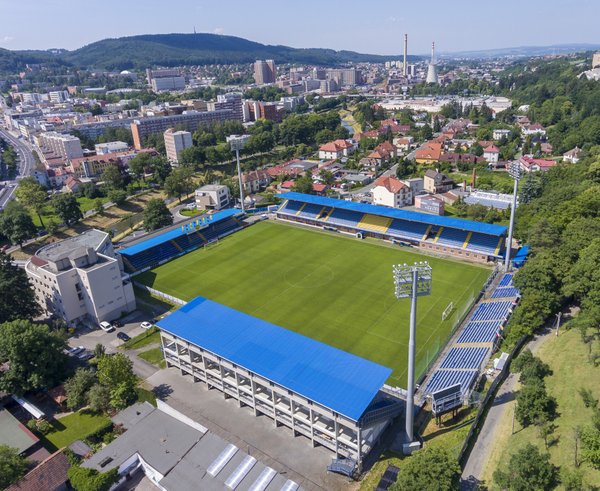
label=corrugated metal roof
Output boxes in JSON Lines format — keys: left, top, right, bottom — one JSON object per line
{"left": 279, "top": 192, "right": 507, "bottom": 236}
{"left": 157, "top": 297, "right": 392, "bottom": 421}
{"left": 119, "top": 208, "right": 240, "bottom": 256}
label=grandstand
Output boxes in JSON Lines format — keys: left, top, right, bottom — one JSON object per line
{"left": 117, "top": 209, "right": 244, "bottom": 273}
{"left": 277, "top": 192, "right": 508, "bottom": 262}
{"left": 158, "top": 296, "right": 404, "bottom": 472}
{"left": 421, "top": 272, "right": 521, "bottom": 399}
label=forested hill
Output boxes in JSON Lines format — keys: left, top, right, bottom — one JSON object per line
{"left": 0, "top": 33, "right": 418, "bottom": 71}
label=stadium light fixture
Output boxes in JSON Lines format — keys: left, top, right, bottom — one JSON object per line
{"left": 504, "top": 161, "right": 522, "bottom": 271}
{"left": 393, "top": 262, "right": 432, "bottom": 448}
{"left": 227, "top": 135, "right": 251, "bottom": 212}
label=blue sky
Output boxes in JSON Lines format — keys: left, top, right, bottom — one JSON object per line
{"left": 0, "top": 0, "right": 598, "bottom": 54}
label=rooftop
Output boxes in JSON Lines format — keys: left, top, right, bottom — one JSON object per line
{"left": 5, "top": 450, "right": 70, "bottom": 491}
{"left": 157, "top": 297, "right": 392, "bottom": 421}
{"left": 35, "top": 229, "right": 108, "bottom": 263}
{"left": 0, "top": 407, "right": 39, "bottom": 454}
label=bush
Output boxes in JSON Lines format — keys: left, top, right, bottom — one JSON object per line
{"left": 579, "top": 387, "right": 599, "bottom": 409}
{"left": 512, "top": 349, "right": 552, "bottom": 384}
{"left": 67, "top": 465, "right": 119, "bottom": 491}
{"left": 26, "top": 418, "right": 53, "bottom": 435}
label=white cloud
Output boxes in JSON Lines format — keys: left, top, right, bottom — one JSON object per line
{"left": 213, "top": 27, "right": 224, "bottom": 35}
{"left": 1, "top": 36, "right": 14, "bottom": 43}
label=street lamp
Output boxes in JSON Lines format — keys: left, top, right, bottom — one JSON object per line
{"left": 226, "top": 135, "right": 251, "bottom": 212}
{"left": 393, "top": 262, "right": 432, "bottom": 450}
{"left": 504, "top": 161, "right": 522, "bottom": 271}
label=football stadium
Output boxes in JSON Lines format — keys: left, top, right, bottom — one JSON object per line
{"left": 117, "top": 192, "right": 513, "bottom": 472}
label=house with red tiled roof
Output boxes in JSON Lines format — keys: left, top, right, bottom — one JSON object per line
{"left": 522, "top": 123, "right": 546, "bottom": 136}
{"left": 415, "top": 142, "right": 443, "bottom": 164}
{"left": 372, "top": 175, "right": 413, "bottom": 208}
{"left": 63, "top": 176, "right": 82, "bottom": 194}
{"left": 312, "top": 183, "right": 328, "bottom": 195}
{"left": 5, "top": 450, "right": 70, "bottom": 491}
{"left": 563, "top": 146, "right": 581, "bottom": 164}
{"left": 241, "top": 169, "right": 272, "bottom": 194}
{"left": 517, "top": 156, "right": 557, "bottom": 173}
{"left": 483, "top": 145, "right": 500, "bottom": 165}
{"left": 318, "top": 139, "right": 356, "bottom": 160}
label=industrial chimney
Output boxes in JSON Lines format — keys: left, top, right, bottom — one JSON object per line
{"left": 403, "top": 34, "right": 408, "bottom": 77}
{"left": 426, "top": 41, "right": 439, "bottom": 84}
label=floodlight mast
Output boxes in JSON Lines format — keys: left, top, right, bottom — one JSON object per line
{"left": 504, "top": 161, "right": 522, "bottom": 271}
{"left": 227, "top": 135, "right": 249, "bottom": 212}
{"left": 393, "top": 262, "right": 432, "bottom": 446}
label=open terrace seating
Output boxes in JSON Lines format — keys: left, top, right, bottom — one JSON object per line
{"left": 456, "top": 320, "right": 503, "bottom": 344}
{"left": 498, "top": 273, "right": 514, "bottom": 287}
{"left": 470, "top": 301, "right": 512, "bottom": 322}
{"left": 439, "top": 347, "right": 489, "bottom": 370}
{"left": 491, "top": 287, "right": 520, "bottom": 299}
{"left": 422, "top": 369, "right": 478, "bottom": 396}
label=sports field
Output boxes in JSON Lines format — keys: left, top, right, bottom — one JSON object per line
{"left": 137, "top": 220, "right": 490, "bottom": 386}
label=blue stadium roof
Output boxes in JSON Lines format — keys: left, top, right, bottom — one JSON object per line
{"left": 279, "top": 192, "right": 507, "bottom": 236}
{"left": 157, "top": 297, "right": 392, "bottom": 421}
{"left": 119, "top": 208, "right": 240, "bottom": 256}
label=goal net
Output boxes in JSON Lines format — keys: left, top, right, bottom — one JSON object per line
{"left": 442, "top": 301, "right": 455, "bottom": 321}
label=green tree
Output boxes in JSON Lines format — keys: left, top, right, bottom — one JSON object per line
{"left": 88, "top": 384, "right": 111, "bottom": 413}
{"left": 67, "top": 465, "right": 119, "bottom": 491}
{"left": 515, "top": 383, "right": 557, "bottom": 428}
{"left": 0, "top": 251, "right": 40, "bottom": 323}
{"left": 0, "top": 320, "right": 68, "bottom": 395}
{"left": 493, "top": 444, "right": 558, "bottom": 491}
{"left": 164, "top": 166, "right": 195, "bottom": 202}
{"left": 107, "top": 189, "right": 127, "bottom": 206}
{"left": 96, "top": 352, "right": 136, "bottom": 389}
{"left": 64, "top": 368, "right": 97, "bottom": 410}
{"left": 512, "top": 349, "right": 552, "bottom": 384}
{"left": 52, "top": 193, "right": 83, "bottom": 226}
{"left": 143, "top": 199, "right": 173, "bottom": 231}
{"left": 581, "top": 426, "right": 600, "bottom": 470}
{"left": 15, "top": 176, "right": 47, "bottom": 228}
{"left": 93, "top": 198, "right": 104, "bottom": 215}
{"left": 101, "top": 165, "right": 124, "bottom": 190}
{"left": 0, "top": 444, "right": 28, "bottom": 489}
{"left": 0, "top": 201, "right": 37, "bottom": 247}
{"left": 110, "top": 381, "right": 137, "bottom": 410}
{"left": 292, "top": 172, "right": 314, "bottom": 194}
{"left": 390, "top": 447, "right": 460, "bottom": 491}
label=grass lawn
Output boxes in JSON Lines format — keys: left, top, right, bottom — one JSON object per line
{"left": 137, "top": 220, "right": 490, "bottom": 386}
{"left": 180, "top": 208, "right": 205, "bottom": 217}
{"left": 43, "top": 411, "right": 110, "bottom": 452}
{"left": 138, "top": 347, "right": 166, "bottom": 368}
{"left": 120, "top": 326, "right": 161, "bottom": 350}
{"left": 483, "top": 328, "right": 600, "bottom": 488}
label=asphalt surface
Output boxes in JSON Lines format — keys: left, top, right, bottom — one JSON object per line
{"left": 0, "top": 128, "right": 36, "bottom": 209}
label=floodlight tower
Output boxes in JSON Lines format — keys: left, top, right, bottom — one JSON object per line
{"left": 227, "top": 135, "right": 251, "bottom": 212}
{"left": 504, "top": 161, "right": 522, "bottom": 271}
{"left": 393, "top": 262, "right": 432, "bottom": 450}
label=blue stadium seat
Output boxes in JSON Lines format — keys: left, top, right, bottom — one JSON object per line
{"left": 279, "top": 200, "right": 303, "bottom": 215}
{"left": 456, "top": 321, "right": 503, "bottom": 344}
{"left": 297, "top": 203, "right": 323, "bottom": 220}
{"left": 467, "top": 233, "right": 502, "bottom": 255}
{"left": 423, "top": 369, "right": 478, "bottom": 396}
{"left": 439, "top": 347, "right": 489, "bottom": 369}
{"left": 498, "top": 274, "right": 513, "bottom": 287}
{"left": 386, "top": 219, "right": 430, "bottom": 241}
{"left": 491, "top": 287, "right": 520, "bottom": 299}
{"left": 327, "top": 209, "right": 361, "bottom": 228}
{"left": 470, "top": 302, "right": 512, "bottom": 322}
{"left": 436, "top": 228, "right": 469, "bottom": 248}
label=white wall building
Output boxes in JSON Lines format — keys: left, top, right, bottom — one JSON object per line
{"left": 25, "top": 229, "right": 136, "bottom": 325}
{"left": 372, "top": 175, "right": 413, "bottom": 208}
{"left": 483, "top": 145, "right": 500, "bottom": 165}
{"left": 38, "top": 131, "right": 84, "bottom": 160}
{"left": 164, "top": 128, "right": 193, "bottom": 164}
{"left": 195, "top": 184, "right": 231, "bottom": 211}
{"left": 95, "top": 141, "right": 129, "bottom": 155}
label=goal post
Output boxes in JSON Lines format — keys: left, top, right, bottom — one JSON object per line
{"left": 442, "top": 301, "right": 454, "bottom": 321}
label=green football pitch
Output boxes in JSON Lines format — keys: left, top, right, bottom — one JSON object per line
{"left": 137, "top": 220, "right": 490, "bottom": 386}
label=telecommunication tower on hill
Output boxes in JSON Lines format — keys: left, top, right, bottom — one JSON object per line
{"left": 426, "top": 42, "right": 439, "bottom": 84}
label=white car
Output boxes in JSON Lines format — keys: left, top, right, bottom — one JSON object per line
{"left": 99, "top": 321, "right": 115, "bottom": 333}
{"left": 140, "top": 321, "right": 153, "bottom": 330}
{"left": 65, "top": 346, "right": 85, "bottom": 356}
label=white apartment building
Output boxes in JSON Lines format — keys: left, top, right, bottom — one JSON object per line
{"left": 38, "top": 131, "right": 84, "bottom": 160}
{"left": 164, "top": 128, "right": 193, "bottom": 164}
{"left": 195, "top": 184, "right": 231, "bottom": 211}
{"left": 49, "top": 90, "right": 70, "bottom": 103}
{"left": 26, "top": 230, "right": 136, "bottom": 325}
{"left": 372, "top": 175, "right": 413, "bottom": 208}
{"left": 151, "top": 76, "right": 186, "bottom": 92}
{"left": 95, "top": 141, "right": 129, "bottom": 155}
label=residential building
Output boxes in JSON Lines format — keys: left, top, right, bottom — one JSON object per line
{"left": 516, "top": 156, "right": 557, "bottom": 173}
{"left": 195, "top": 184, "right": 231, "bottom": 210}
{"left": 164, "top": 128, "right": 193, "bottom": 164}
{"left": 131, "top": 110, "right": 237, "bottom": 149}
{"left": 207, "top": 93, "right": 243, "bottom": 122}
{"left": 318, "top": 139, "right": 355, "bottom": 160}
{"left": 483, "top": 145, "right": 500, "bottom": 165}
{"left": 95, "top": 141, "right": 128, "bottom": 155}
{"left": 563, "top": 147, "right": 581, "bottom": 164}
{"left": 241, "top": 169, "right": 271, "bottom": 194}
{"left": 147, "top": 68, "right": 185, "bottom": 92}
{"left": 521, "top": 123, "right": 546, "bottom": 136}
{"left": 394, "top": 136, "right": 413, "bottom": 152}
{"left": 326, "top": 68, "right": 362, "bottom": 86}
{"left": 492, "top": 128, "right": 511, "bottom": 141}
{"left": 415, "top": 142, "right": 443, "bottom": 164}
{"left": 424, "top": 169, "right": 454, "bottom": 194}
{"left": 48, "top": 90, "right": 69, "bottom": 103}
{"left": 5, "top": 450, "right": 70, "bottom": 491}
{"left": 372, "top": 175, "right": 413, "bottom": 208}
{"left": 253, "top": 60, "right": 276, "bottom": 84}
{"left": 25, "top": 229, "right": 136, "bottom": 325}
{"left": 38, "top": 132, "right": 83, "bottom": 160}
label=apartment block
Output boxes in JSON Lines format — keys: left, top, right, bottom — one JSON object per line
{"left": 164, "top": 128, "right": 193, "bottom": 164}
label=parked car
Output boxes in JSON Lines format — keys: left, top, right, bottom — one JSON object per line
{"left": 99, "top": 321, "right": 115, "bottom": 333}
{"left": 111, "top": 320, "right": 123, "bottom": 328}
{"left": 117, "top": 332, "right": 131, "bottom": 342}
{"left": 65, "top": 346, "right": 85, "bottom": 356}
{"left": 76, "top": 350, "right": 94, "bottom": 361}
{"left": 140, "top": 321, "right": 153, "bottom": 330}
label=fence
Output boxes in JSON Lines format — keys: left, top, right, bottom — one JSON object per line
{"left": 457, "top": 334, "right": 529, "bottom": 468}
{"left": 134, "top": 282, "right": 185, "bottom": 306}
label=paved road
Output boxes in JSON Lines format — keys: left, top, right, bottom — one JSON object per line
{"left": 460, "top": 326, "right": 555, "bottom": 489}
{"left": 0, "top": 128, "right": 36, "bottom": 209}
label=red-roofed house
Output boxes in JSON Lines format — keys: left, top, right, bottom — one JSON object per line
{"left": 517, "top": 156, "right": 557, "bottom": 173}
{"left": 483, "top": 145, "right": 500, "bottom": 165}
{"left": 241, "top": 169, "right": 272, "bottom": 194}
{"left": 522, "top": 123, "right": 546, "bottom": 136}
{"left": 563, "top": 147, "right": 581, "bottom": 164}
{"left": 318, "top": 139, "right": 356, "bottom": 160}
{"left": 372, "top": 175, "right": 413, "bottom": 208}
{"left": 63, "top": 176, "right": 82, "bottom": 194}
{"left": 5, "top": 450, "right": 70, "bottom": 491}
{"left": 415, "top": 142, "right": 443, "bottom": 164}
{"left": 312, "top": 183, "right": 328, "bottom": 195}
